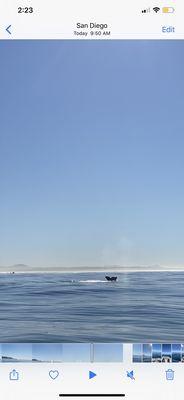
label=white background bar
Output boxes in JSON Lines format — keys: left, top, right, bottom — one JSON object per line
{"left": 0, "top": 0, "right": 183, "bottom": 39}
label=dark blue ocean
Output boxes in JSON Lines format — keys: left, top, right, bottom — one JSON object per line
{"left": 0, "top": 272, "right": 183, "bottom": 342}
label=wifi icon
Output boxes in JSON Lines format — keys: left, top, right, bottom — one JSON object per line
{"left": 153, "top": 6, "right": 160, "bottom": 13}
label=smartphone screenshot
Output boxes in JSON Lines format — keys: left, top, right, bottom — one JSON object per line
{"left": 0, "top": 0, "right": 183, "bottom": 398}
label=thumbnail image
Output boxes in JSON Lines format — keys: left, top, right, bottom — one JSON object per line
{"left": 2, "top": 344, "right": 32, "bottom": 363}
{"left": 0, "top": 40, "right": 184, "bottom": 342}
{"left": 133, "top": 344, "right": 143, "bottom": 363}
{"left": 172, "top": 344, "right": 181, "bottom": 363}
{"left": 143, "top": 344, "right": 152, "bottom": 363}
{"left": 61, "top": 344, "right": 91, "bottom": 362}
{"left": 92, "top": 343, "right": 123, "bottom": 362}
{"left": 32, "top": 344, "right": 62, "bottom": 362}
{"left": 152, "top": 344, "right": 161, "bottom": 363}
{"left": 181, "top": 344, "right": 184, "bottom": 362}
{"left": 162, "top": 344, "right": 172, "bottom": 363}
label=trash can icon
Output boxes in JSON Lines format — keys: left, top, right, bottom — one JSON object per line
{"left": 9, "top": 369, "right": 19, "bottom": 381}
{"left": 166, "top": 369, "right": 174, "bottom": 380}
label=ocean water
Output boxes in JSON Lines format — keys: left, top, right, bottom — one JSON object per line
{"left": 0, "top": 272, "right": 183, "bottom": 342}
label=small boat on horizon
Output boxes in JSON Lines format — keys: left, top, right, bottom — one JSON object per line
{"left": 105, "top": 276, "right": 117, "bottom": 282}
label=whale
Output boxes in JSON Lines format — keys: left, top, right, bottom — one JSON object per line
{"left": 105, "top": 276, "right": 117, "bottom": 282}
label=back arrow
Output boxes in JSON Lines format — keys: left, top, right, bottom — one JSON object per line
{"left": 6, "top": 25, "right": 12, "bottom": 35}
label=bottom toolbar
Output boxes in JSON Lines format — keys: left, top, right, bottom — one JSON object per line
{"left": 0, "top": 362, "right": 181, "bottom": 400}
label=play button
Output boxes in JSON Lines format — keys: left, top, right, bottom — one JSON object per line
{"left": 89, "top": 371, "right": 97, "bottom": 379}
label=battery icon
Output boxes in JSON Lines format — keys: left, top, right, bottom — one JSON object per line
{"left": 162, "top": 7, "right": 175, "bottom": 13}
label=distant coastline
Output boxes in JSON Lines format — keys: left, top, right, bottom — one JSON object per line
{"left": 0, "top": 264, "right": 184, "bottom": 274}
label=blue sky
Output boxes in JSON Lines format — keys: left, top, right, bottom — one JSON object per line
{"left": 0, "top": 41, "right": 184, "bottom": 268}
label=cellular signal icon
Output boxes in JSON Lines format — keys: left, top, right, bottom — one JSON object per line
{"left": 141, "top": 7, "right": 150, "bottom": 13}
{"left": 153, "top": 6, "right": 160, "bottom": 13}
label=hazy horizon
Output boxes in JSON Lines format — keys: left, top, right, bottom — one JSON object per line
{"left": 1, "top": 263, "right": 184, "bottom": 273}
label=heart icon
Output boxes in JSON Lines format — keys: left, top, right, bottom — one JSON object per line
{"left": 49, "top": 370, "right": 59, "bottom": 380}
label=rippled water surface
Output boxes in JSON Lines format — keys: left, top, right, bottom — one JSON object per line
{"left": 0, "top": 272, "right": 183, "bottom": 342}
